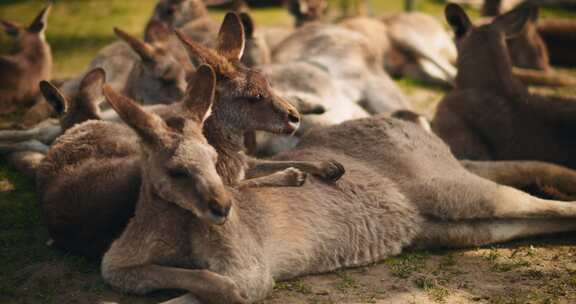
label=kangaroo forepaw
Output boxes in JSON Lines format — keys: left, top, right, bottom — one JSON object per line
{"left": 318, "top": 160, "right": 345, "bottom": 182}
{"left": 283, "top": 167, "right": 308, "bottom": 187}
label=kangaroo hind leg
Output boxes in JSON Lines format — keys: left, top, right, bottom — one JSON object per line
{"left": 415, "top": 219, "right": 576, "bottom": 249}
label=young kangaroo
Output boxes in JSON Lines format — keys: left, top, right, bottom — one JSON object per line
{"left": 433, "top": 4, "right": 576, "bottom": 170}
{"left": 0, "top": 1, "right": 52, "bottom": 113}
{"left": 102, "top": 74, "right": 576, "bottom": 304}
{"left": 0, "top": 69, "right": 106, "bottom": 178}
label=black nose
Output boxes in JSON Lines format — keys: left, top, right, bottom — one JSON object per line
{"left": 288, "top": 112, "right": 300, "bottom": 124}
{"left": 208, "top": 201, "right": 230, "bottom": 219}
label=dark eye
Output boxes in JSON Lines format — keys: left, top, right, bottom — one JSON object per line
{"left": 168, "top": 168, "right": 189, "bottom": 179}
{"left": 245, "top": 94, "right": 262, "bottom": 103}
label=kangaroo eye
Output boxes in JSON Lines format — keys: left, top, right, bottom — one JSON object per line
{"left": 168, "top": 168, "right": 189, "bottom": 179}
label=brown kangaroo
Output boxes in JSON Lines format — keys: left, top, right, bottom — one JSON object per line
{"left": 0, "top": 68, "right": 106, "bottom": 178}
{"left": 20, "top": 19, "right": 191, "bottom": 128}
{"left": 0, "top": 1, "right": 52, "bottom": 113}
{"left": 102, "top": 66, "right": 576, "bottom": 304}
{"left": 433, "top": 4, "right": 576, "bottom": 171}
{"left": 36, "top": 13, "right": 343, "bottom": 259}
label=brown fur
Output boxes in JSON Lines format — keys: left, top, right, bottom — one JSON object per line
{"left": 0, "top": 1, "right": 52, "bottom": 113}
{"left": 433, "top": 4, "right": 576, "bottom": 170}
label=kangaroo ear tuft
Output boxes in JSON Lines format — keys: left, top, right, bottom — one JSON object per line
{"left": 79, "top": 68, "right": 106, "bottom": 102}
{"left": 114, "top": 27, "right": 156, "bottom": 63}
{"left": 39, "top": 81, "right": 67, "bottom": 116}
{"left": 445, "top": 3, "right": 472, "bottom": 40}
{"left": 28, "top": 0, "right": 52, "bottom": 33}
{"left": 103, "top": 85, "right": 170, "bottom": 146}
{"left": 0, "top": 20, "right": 20, "bottom": 37}
{"left": 493, "top": 4, "right": 534, "bottom": 38}
{"left": 184, "top": 64, "right": 216, "bottom": 124}
{"left": 176, "top": 29, "right": 236, "bottom": 76}
{"left": 217, "top": 12, "right": 245, "bottom": 61}
{"left": 144, "top": 19, "right": 171, "bottom": 43}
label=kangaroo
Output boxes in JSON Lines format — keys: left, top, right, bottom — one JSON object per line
{"left": 433, "top": 4, "right": 576, "bottom": 172}
{"left": 102, "top": 40, "right": 576, "bottom": 304}
{"left": 273, "top": 22, "right": 409, "bottom": 115}
{"left": 342, "top": 13, "right": 458, "bottom": 87}
{"left": 36, "top": 12, "right": 344, "bottom": 259}
{"left": 288, "top": 0, "right": 329, "bottom": 27}
{"left": 0, "top": 1, "right": 52, "bottom": 113}
{"left": 0, "top": 68, "right": 106, "bottom": 178}
{"left": 20, "top": 19, "right": 191, "bottom": 128}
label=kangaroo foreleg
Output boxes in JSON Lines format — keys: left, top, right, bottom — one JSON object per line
{"left": 246, "top": 157, "right": 345, "bottom": 182}
{"left": 238, "top": 167, "right": 307, "bottom": 189}
{"left": 104, "top": 265, "right": 247, "bottom": 304}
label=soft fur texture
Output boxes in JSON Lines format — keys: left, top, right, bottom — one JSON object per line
{"left": 103, "top": 113, "right": 576, "bottom": 304}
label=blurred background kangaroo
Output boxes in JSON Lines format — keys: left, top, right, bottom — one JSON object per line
{"left": 0, "top": 1, "right": 52, "bottom": 114}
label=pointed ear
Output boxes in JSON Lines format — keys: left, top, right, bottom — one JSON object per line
{"left": 0, "top": 20, "right": 20, "bottom": 37}
{"left": 114, "top": 27, "right": 156, "bottom": 63}
{"left": 79, "top": 68, "right": 106, "bottom": 101}
{"left": 493, "top": 4, "right": 534, "bottom": 38}
{"left": 288, "top": 0, "right": 306, "bottom": 18}
{"left": 183, "top": 65, "right": 216, "bottom": 124}
{"left": 144, "top": 20, "right": 171, "bottom": 43}
{"left": 103, "top": 85, "right": 170, "bottom": 146}
{"left": 175, "top": 30, "right": 236, "bottom": 76}
{"left": 39, "top": 81, "right": 67, "bottom": 116}
{"left": 28, "top": 0, "right": 52, "bottom": 33}
{"left": 445, "top": 3, "right": 472, "bottom": 40}
{"left": 217, "top": 12, "right": 245, "bottom": 61}
{"left": 239, "top": 12, "right": 254, "bottom": 40}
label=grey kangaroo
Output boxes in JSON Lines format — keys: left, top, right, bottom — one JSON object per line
{"left": 102, "top": 11, "right": 576, "bottom": 300}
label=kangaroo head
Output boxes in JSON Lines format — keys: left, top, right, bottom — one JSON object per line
{"left": 39, "top": 68, "right": 105, "bottom": 131}
{"left": 176, "top": 12, "right": 300, "bottom": 135}
{"left": 0, "top": 0, "right": 52, "bottom": 51}
{"left": 288, "top": 0, "right": 328, "bottom": 27}
{"left": 115, "top": 21, "right": 190, "bottom": 104}
{"left": 104, "top": 65, "right": 231, "bottom": 224}
{"left": 238, "top": 12, "right": 271, "bottom": 67}
{"left": 151, "top": 0, "right": 206, "bottom": 28}
{"left": 504, "top": 4, "right": 549, "bottom": 70}
{"left": 445, "top": 3, "right": 532, "bottom": 91}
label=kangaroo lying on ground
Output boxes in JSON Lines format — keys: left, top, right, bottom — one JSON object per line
{"left": 0, "top": 68, "right": 106, "bottom": 177}
{"left": 251, "top": 19, "right": 409, "bottom": 154}
{"left": 36, "top": 13, "right": 343, "bottom": 258}
{"left": 433, "top": 4, "right": 576, "bottom": 171}
{"left": 0, "top": 1, "right": 52, "bottom": 113}
{"left": 101, "top": 15, "right": 576, "bottom": 301}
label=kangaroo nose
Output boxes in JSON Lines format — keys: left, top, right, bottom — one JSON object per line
{"left": 208, "top": 200, "right": 230, "bottom": 219}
